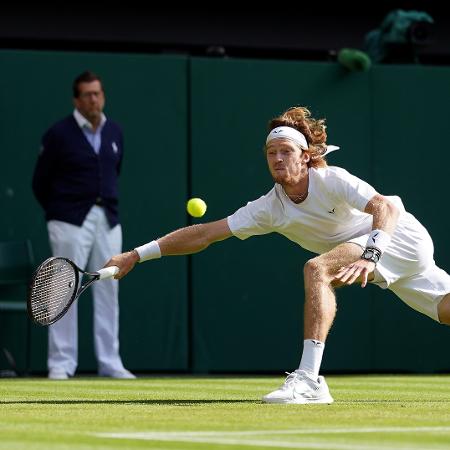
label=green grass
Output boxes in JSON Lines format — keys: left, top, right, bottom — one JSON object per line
{"left": 1, "top": 375, "right": 450, "bottom": 449}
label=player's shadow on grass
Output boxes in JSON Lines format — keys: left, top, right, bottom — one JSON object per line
{"left": 339, "top": 399, "right": 450, "bottom": 404}
{"left": 0, "top": 399, "right": 257, "bottom": 405}
{"left": 1, "top": 399, "right": 450, "bottom": 405}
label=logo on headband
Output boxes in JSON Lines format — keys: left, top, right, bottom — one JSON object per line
{"left": 267, "top": 126, "right": 341, "bottom": 158}
{"left": 267, "top": 126, "right": 308, "bottom": 149}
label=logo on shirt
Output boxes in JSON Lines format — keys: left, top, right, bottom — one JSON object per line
{"left": 328, "top": 208, "right": 335, "bottom": 214}
{"left": 111, "top": 142, "right": 118, "bottom": 153}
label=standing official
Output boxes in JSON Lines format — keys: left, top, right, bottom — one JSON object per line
{"left": 32, "top": 71, "right": 135, "bottom": 380}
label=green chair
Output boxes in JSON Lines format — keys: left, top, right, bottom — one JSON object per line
{"left": 0, "top": 240, "right": 35, "bottom": 375}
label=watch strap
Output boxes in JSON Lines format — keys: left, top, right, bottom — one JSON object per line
{"left": 361, "top": 246, "right": 381, "bottom": 264}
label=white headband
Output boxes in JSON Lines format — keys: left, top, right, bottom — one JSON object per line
{"left": 266, "top": 126, "right": 340, "bottom": 157}
{"left": 266, "top": 126, "right": 308, "bottom": 149}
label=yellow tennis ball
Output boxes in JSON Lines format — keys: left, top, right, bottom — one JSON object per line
{"left": 187, "top": 198, "right": 207, "bottom": 218}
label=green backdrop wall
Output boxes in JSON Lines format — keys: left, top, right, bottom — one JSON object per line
{"left": 190, "top": 58, "right": 450, "bottom": 373}
{"left": 0, "top": 50, "right": 189, "bottom": 373}
{"left": 1, "top": 50, "right": 449, "bottom": 374}
{"left": 189, "top": 58, "right": 373, "bottom": 373}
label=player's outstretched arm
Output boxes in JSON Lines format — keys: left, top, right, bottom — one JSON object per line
{"left": 105, "top": 218, "right": 232, "bottom": 279}
{"left": 158, "top": 218, "right": 232, "bottom": 256}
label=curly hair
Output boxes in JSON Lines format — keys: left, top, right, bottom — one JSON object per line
{"left": 268, "top": 106, "right": 328, "bottom": 168}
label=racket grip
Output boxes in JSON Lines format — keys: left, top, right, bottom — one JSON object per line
{"left": 97, "top": 266, "right": 120, "bottom": 280}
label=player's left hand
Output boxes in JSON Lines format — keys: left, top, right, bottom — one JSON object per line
{"left": 334, "top": 259, "right": 376, "bottom": 288}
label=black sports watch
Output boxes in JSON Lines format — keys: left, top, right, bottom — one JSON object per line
{"left": 361, "top": 246, "right": 381, "bottom": 264}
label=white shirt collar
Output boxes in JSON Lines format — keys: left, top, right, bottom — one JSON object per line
{"left": 73, "top": 109, "right": 106, "bottom": 131}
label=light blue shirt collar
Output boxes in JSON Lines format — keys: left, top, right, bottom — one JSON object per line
{"left": 73, "top": 109, "right": 106, "bottom": 131}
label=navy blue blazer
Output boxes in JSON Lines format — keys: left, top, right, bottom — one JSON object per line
{"left": 32, "top": 115, "right": 124, "bottom": 227}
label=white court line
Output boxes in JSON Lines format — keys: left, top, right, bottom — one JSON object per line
{"left": 95, "top": 427, "right": 450, "bottom": 450}
{"left": 98, "top": 426, "right": 450, "bottom": 436}
{"left": 94, "top": 437, "right": 447, "bottom": 450}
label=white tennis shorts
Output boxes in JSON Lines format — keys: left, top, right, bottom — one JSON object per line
{"left": 349, "top": 210, "right": 450, "bottom": 323}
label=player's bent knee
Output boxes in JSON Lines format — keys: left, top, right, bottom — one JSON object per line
{"left": 304, "top": 258, "right": 331, "bottom": 283}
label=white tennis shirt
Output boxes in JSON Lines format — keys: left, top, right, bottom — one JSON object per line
{"left": 227, "top": 166, "right": 378, "bottom": 255}
{"left": 228, "top": 165, "right": 450, "bottom": 322}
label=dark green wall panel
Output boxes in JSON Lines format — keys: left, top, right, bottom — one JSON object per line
{"left": 1, "top": 51, "right": 450, "bottom": 375}
{"left": 370, "top": 65, "right": 450, "bottom": 373}
{"left": 189, "top": 58, "right": 450, "bottom": 374}
{"left": 190, "top": 58, "right": 374, "bottom": 373}
{"left": 0, "top": 50, "right": 189, "bottom": 373}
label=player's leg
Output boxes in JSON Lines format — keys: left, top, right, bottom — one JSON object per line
{"left": 303, "top": 242, "right": 373, "bottom": 342}
{"left": 299, "top": 242, "right": 373, "bottom": 380}
{"left": 47, "top": 219, "right": 93, "bottom": 379}
{"left": 87, "top": 206, "right": 134, "bottom": 378}
{"left": 263, "top": 242, "right": 372, "bottom": 404}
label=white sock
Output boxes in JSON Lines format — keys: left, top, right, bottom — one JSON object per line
{"left": 297, "top": 339, "right": 325, "bottom": 380}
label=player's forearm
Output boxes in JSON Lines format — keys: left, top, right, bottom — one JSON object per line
{"left": 159, "top": 220, "right": 232, "bottom": 256}
{"left": 105, "top": 227, "right": 210, "bottom": 279}
{"left": 360, "top": 195, "right": 400, "bottom": 260}
{"left": 131, "top": 219, "right": 232, "bottom": 265}
{"left": 158, "top": 224, "right": 212, "bottom": 255}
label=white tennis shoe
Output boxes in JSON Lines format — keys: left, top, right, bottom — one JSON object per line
{"left": 262, "top": 370, "right": 334, "bottom": 404}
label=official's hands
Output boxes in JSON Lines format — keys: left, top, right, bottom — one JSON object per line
{"left": 104, "top": 250, "right": 140, "bottom": 280}
{"left": 334, "top": 259, "right": 376, "bottom": 288}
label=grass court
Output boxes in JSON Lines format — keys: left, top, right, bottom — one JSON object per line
{"left": 1, "top": 374, "right": 450, "bottom": 449}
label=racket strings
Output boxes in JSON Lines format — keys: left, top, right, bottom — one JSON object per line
{"left": 30, "top": 260, "right": 77, "bottom": 324}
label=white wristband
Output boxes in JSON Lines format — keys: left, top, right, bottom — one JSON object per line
{"left": 365, "top": 229, "right": 391, "bottom": 254}
{"left": 134, "top": 241, "right": 161, "bottom": 262}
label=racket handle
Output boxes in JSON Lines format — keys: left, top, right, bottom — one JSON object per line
{"left": 97, "top": 266, "right": 120, "bottom": 280}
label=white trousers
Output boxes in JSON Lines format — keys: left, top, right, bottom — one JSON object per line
{"left": 47, "top": 206, "right": 126, "bottom": 375}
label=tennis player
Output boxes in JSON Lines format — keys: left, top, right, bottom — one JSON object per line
{"left": 105, "top": 106, "right": 450, "bottom": 404}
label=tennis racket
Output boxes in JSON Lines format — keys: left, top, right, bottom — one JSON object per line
{"left": 27, "top": 257, "right": 119, "bottom": 326}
